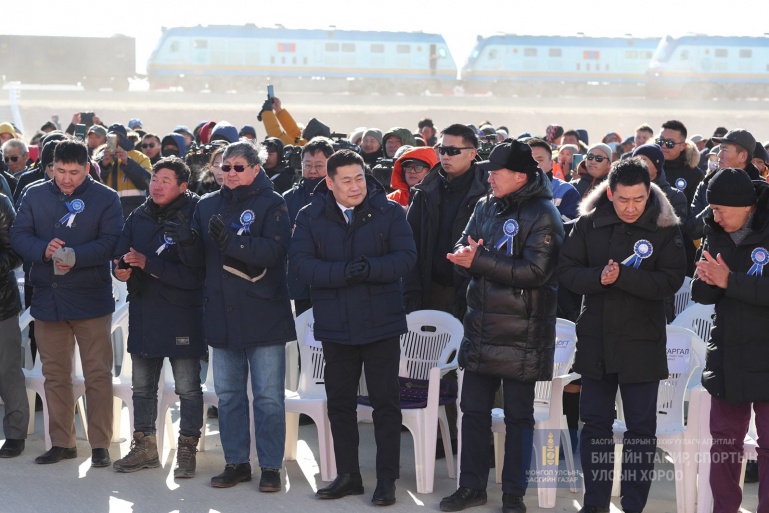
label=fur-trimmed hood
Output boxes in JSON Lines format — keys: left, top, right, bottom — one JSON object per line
{"left": 682, "top": 141, "right": 702, "bottom": 170}
{"left": 579, "top": 181, "right": 680, "bottom": 229}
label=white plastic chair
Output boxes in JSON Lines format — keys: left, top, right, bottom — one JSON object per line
{"left": 110, "top": 304, "right": 133, "bottom": 443}
{"left": 22, "top": 308, "right": 88, "bottom": 449}
{"left": 155, "top": 358, "right": 180, "bottom": 460}
{"left": 111, "top": 278, "right": 129, "bottom": 370}
{"left": 611, "top": 325, "right": 703, "bottom": 513}
{"left": 489, "top": 318, "right": 581, "bottom": 508}
{"left": 284, "top": 309, "right": 337, "bottom": 481}
{"left": 670, "top": 302, "right": 715, "bottom": 345}
{"left": 673, "top": 276, "right": 693, "bottom": 317}
{"left": 357, "top": 309, "right": 463, "bottom": 494}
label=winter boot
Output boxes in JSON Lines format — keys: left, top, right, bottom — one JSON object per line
{"left": 174, "top": 435, "right": 199, "bottom": 479}
{"left": 113, "top": 432, "right": 160, "bottom": 473}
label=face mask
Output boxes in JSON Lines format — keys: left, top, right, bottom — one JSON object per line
{"left": 708, "top": 160, "right": 719, "bottom": 173}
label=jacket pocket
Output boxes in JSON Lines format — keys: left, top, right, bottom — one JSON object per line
{"left": 311, "top": 287, "right": 340, "bottom": 323}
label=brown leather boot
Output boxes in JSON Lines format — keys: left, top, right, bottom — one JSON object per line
{"left": 174, "top": 434, "right": 199, "bottom": 478}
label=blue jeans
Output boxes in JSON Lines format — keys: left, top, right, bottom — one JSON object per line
{"left": 212, "top": 344, "right": 285, "bottom": 468}
{"left": 132, "top": 355, "right": 203, "bottom": 438}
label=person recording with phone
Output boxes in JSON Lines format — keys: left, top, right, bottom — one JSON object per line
{"left": 258, "top": 90, "right": 308, "bottom": 147}
{"left": 97, "top": 123, "right": 152, "bottom": 219}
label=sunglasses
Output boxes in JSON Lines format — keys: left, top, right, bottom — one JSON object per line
{"left": 403, "top": 164, "right": 429, "bottom": 174}
{"left": 141, "top": 143, "right": 156, "bottom": 149}
{"left": 586, "top": 153, "right": 610, "bottom": 162}
{"left": 437, "top": 146, "right": 474, "bottom": 156}
{"left": 655, "top": 138, "right": 683, "bottom": 149}
{"left": 221, "top": 164, "right": 249, "bottom": 173}
{"left": 3, "top": 155, "right": 21, "bottom": 163}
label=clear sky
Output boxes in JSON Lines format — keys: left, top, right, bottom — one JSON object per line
{"left": 3, "top": 0, "right": 767, "bottom": 74}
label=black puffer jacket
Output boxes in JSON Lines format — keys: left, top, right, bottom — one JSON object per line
{"left": 0, "top": 193, "right": 22, "bottom": 322}
{"left": 457, "top": 170, "right": 564, "bottom": 382}
{"left": 691, "top": 180, "right": 769, "bottom": 403}
{"left": 558, "top": 182, "right": 686, "bottom": 383}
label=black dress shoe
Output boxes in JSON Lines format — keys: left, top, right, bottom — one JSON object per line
{"left": 372, "top": 478, "right": 396, "bottom": 506}
{"left": 440, "top": 487, "right": 487, "bottom": 512}
{"left": 91, "top": 448, "right": 111, "bottom": 467}
{"left": 316, "top": 473, "right": 364, "bottom": 499}
{"left": 0, "top": 439, "right": 25, "bottom": 458}
{"left": 577, "top": 507, "right": 610, "bottom": 513}
{"left": 35, "top": 446, "right": 77, "bottom": 464}
{"left": 211, "top": 463, "right": 252, "bottom": 488}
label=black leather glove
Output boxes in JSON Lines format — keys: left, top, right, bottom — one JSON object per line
{"left": 208, "top": 214, "right": 230, "bottom": 249}
{"left": 256, "top": 98, "right": 274, "bottom": 122}
{"left": 164, "top": 211, "right": 195, "bottom": 246}
{"left": 404, "top": 291, "right": 422, "bottom": 314}
{"left": 344, "top": 256, "right": 370, "bottom": 284}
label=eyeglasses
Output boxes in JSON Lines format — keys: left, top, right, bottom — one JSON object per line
{"left": 221, "top": 164, "right": 250, "bottom": 173}
{"left": 655, "top": 138, "right": 684, "bottom": 149}
{"left": 141, "top": 143, "right": 156, "bottom": 149}
{"left": 302, "top": 163, "right": 327, "bottom": 172}
{"left": 3, "top": 155, "right": 21, "bottom": 163}
{"left": 586, "top": 153, "right": 610, "bottom": 163}
{"left": 403, "top": 164, "right": 429, "bottom": 174}
{"left": 437, "top": 146, "right": 475, "bottom": 156}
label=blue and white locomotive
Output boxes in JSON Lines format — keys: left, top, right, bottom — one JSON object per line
{"left": 460, "top": 34, "right": 659, "bottom": 95}
{"left": 645, "top": 34, "right": 769, "bottom": 99}
{"left": 147, "top": 25, "right": 457, "bottom": 94}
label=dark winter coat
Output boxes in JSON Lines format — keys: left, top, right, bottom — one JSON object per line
{"left": 457, "top": 170, "right": 564, "bottom": 382}
{"left": 283, "top": 176, "right": 324, "bottom": 301}
{"left": 288, "top": 178, "right": 417, "bottom": 345}
{"left": 404, "top": 163, "right": 489, "bottom": 317}
{"left": 691, "top": 180, "right": 769, "bottom": 403}
{"left": 266, "top": 163, "right": 296, "bottom": 196}
{"left": 10, "top": 176, "right": 123, "bottom": 322}
{"left": 0, "top": 193, "right": 22, "bottom": 322}
{"left": 180, "top": 171, "right": 296, "bottom": 349}
{"left": 558, "top": 182, "right": 686, "bottom": 383}
{"left": 114, "top": 191, "right": 205, "bottom": 358}
{"left": 664, "top": 142, "right": 704, "bottom": 205}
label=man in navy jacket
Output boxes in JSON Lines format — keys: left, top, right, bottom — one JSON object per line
{"left": 289, "top": 149, "right": 416, "bottom": 506}
{"left": 10, "top": 139, "right": 123, "bottom": 467}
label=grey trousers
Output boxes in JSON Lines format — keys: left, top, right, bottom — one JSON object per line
{"left": 0, "top": 315, "right": 30, "bottom": 440}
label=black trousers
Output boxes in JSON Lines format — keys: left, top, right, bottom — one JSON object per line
{"left": 459, "top": 370, "right": 535, "bottom": 496}
{"left": 579, "top": 373, "right": 659, "bottom": 513}
{"left": 322, "top": 337, "right": 402, "bottom": 479}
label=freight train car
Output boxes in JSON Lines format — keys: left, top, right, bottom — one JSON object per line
{"left": 0, "top": 35, "right": 135, "bottom": 90}
{"left": 461, "top": 34, "right": 659, "bottom": 96}
{"left": 645, "top": 34, "right": 769, "bottom": 99}
{"left": 146, "top": 25, "right": 457, "bottom": 94}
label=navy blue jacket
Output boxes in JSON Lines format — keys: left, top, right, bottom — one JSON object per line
{"left": 115, "top": 191, "right": 206, "bottom": 358}
{"left": 10, "top": 176, "right": 123, "bottom": 322}
{"left": 180, "top": 171, "right": 296, "bottom": 349}
{"left": 283, "top": 176, "right": 324, "bottom": 301}
{"left": 288, "top": 178, "right": 417, "bottom": 345}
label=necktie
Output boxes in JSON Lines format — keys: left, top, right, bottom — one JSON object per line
{"left": 345, "top": 208, "right": 354, "bottom": 225}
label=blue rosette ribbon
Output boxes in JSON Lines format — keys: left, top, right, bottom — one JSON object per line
{"left": 59, "top": 199, "right": 85, "bottom": 228}
{"left": 674, "top": 178, "right": 687, "bottom": 191}
{"left": 231, "top": 209, "right": 255, "bottom": 235}
{"left": 621, "top": 239, "right": 653, "bottom": 268}
{"left": 494, "top": 219, "right": 519, "bottom": 256}
{"left": 155, "top": 233, "right": 176, "bottom": 255}
{"left": 748, "top": 247, "right": 769, "bottom": 276}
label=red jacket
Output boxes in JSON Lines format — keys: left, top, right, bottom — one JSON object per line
{"left": 387, "top": 147, "right": 439, "bottom": 207}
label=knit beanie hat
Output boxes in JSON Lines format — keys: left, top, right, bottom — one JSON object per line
{"left": 587, "top": 143, "right": 613, "bottom": 160}
{"left": 706, "top": 168, "right": 756, "bottom": 206}
{"left": 632, "top": 143, "right": 665, "bottom": 176}
{"left": 362, "top": 128, "right": 383, "bottom": 146}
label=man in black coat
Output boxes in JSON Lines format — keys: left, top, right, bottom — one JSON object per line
{"left": 691, "top": 168, "right": 769, "bottom": 513}
{"left": 440, "top": 140, "right": 564, "bottom": 513}
{"left": 111, "top": 157, "right": 205, "bottom": 478}
{"left": 289, "top": 149, "right": 416, "bottom": 507}
{"left": 0, "top": 191, "right": 28, "bottom": 458}
{"left": 558, "top": 158, "right": 686, "bottom": 513}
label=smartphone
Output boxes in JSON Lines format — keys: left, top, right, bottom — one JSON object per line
{"left": 107, "top": 134, "right": 117, "bottom": 151}
{"left": 117, "top": 255, "right": 131, "bottom": 269}
{"left": 267, "top": 84, "right": 274, "bottom": 101}
{"left": 74, "top": 123, "right": 86, "bottom": 141}
{"left": 80, "top": 112, "right": 95, "bottom": 127}
{"left": 572, "top": 154, "right": 584, "bottom": 173}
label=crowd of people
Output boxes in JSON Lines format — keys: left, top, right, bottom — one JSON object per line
{"left": 0, "top": 104, "right": 767, "bottom": 513}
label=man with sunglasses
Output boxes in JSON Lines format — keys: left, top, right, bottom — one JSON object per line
{"left": 656, "top": 120, "right": 703, "bottom": 205}
{"left": 139, "top": 133, "right": 162, "bottom": 165}
{"left": 570, "top": 143, "right": 613, "bottom": 199}
{"left": 169, "top": 140, "right": 295, "bottom": 493}
{"left": 1, "top": 139, "right": 29, "bottom": 178}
